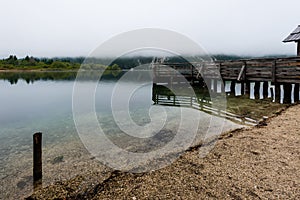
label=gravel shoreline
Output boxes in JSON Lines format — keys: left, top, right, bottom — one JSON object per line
{"left": 27, "top": 105, "right": 300, "bottom": 199}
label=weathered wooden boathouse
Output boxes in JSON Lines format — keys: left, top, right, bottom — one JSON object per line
{"left": 283, "top": 25, "right": 300, "bottom": 56}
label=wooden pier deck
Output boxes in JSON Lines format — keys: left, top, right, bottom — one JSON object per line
{"left": 153, "top": 56, "right": 300, "bottom": 105}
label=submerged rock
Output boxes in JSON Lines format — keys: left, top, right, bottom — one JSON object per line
{"left": 51, "top": 155, "right": 64, "bottom": 164}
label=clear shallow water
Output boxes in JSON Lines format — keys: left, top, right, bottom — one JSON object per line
{"left": 0, "top": 71, "right": 242, "bottom": 199}
{"left": 0, "top": 72, "right": 157, "bottom": 155}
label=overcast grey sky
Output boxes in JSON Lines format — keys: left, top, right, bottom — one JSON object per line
{"left": 1, "top": 0, "right": 300, "bottom": 58}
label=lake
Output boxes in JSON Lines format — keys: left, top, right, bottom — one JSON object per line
{"left": 0, "top": 70, "right": 284, "bottom": 199}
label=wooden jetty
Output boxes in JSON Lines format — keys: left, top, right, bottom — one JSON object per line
{"left": 152, "top": 56, "right": 300, "bottom": 105}
{"left": 151, "top": 26, "right": 300, "bottom": 124}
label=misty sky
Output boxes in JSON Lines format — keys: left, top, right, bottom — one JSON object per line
{"left": 1, "top": 0, "right": 300, "bottom": 58}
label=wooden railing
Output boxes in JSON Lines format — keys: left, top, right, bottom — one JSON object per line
{"left": 155, "top": 57, "right": 300, "bottom": 84}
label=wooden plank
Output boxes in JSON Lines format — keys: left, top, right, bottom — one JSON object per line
{"left": 276, "top": 79, "right": 300, "bottom": 84}
{"left": 246, "top": 78, "right": 272, "bottom": 82}
{"left": 246, "top": 71, "right": 272, "bottom": 75}
{"left": 237, "top": 65, "right": 246, "bottom": 81}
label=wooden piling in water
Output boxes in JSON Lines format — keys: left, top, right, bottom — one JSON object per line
{"left": 230, "top": 81, "right": 236, "bottom": 96}
{"left": 245, "top": 81, "right": 250, "bottom": 95}
{"left": 240, "top": 82, "right": 245, "bottom": 95}
{"left": 254, "top": 82, "right": 260, "bottom": 99}
{"left": 33, "top": 132, "right": 42, "bottom": 183}
{"left": 283, "top": 83, "right": 292, "bottom": 104}
{"left": 270, "top": 87, "right": 275, "bottom": 101}
{"left": 275, "top": 83, "right": 281, "bottom": 103}
{"left": 263, "top": 81, "right": 269, "bottom": 99}
{"left": 294, "top": 83, "right": 299, "bottom": 102}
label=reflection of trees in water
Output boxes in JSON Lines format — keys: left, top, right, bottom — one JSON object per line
{"left": 0, "top": 70, "right": 124, "bottom": 85}
{"left": 0, "top": 72, "right": 77, "bottom": 85}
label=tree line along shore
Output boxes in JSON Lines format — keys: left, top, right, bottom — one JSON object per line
{"left": 0, "top": 54, "right": 293, "bottom": 71}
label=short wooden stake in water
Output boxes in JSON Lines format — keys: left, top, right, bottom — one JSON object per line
{"left": 33, "top": 132, "right": 42, "bottom": 183}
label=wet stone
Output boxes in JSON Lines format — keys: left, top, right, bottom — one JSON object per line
{"left": 51, "top": 155, "right": 64, "bottom": 164}
{"left": 17, "top": 181, "right": 26, "bottom": 189}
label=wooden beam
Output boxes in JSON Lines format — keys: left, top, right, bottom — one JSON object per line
{"left": 237, "top": 65, "right": 246, "bottom": 81}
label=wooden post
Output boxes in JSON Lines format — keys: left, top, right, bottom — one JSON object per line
{"left": 275, "top": 83, "right": 281, "bottom": 103}
{"left": 297, "top": 42, "right": 300, "bottom": 56}
{"left": 283, "top": 83, "right": 292, "bottom": 104}
{"left": 263, "top": 81, "right": 269, "bottom": 99}
{"left": 294, "top": 83, "right": 299, "bottom": 102}
{"left": 230, "top": 81, "right": 236, "bottom": 96}
{"left": 245, "top": 81, "right": 250, "bottom": 96}
{"left": 270, "top": 87, "right": 275, "bottom": 101}
{"left": 254, "top": 82, "right": 260, "bottom": 99}
{"left": 240, "top": 82, "right": 245, "bottom": 95}
{"left": 33, "top": 132, "right": 42, "bottom": 183}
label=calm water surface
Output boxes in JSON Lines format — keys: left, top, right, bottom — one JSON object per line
{"left": 0, "top": 71, "right": 253, "bottom": 199}
{"left": 0, "top": 71, "right": 160, "bottom": 198}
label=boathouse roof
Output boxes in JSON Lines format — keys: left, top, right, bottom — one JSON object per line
{"left": 283, "top": 25, "right": 300, "bottom": 42}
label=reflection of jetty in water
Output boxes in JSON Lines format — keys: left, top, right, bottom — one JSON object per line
{"left": 152, "top": 84, "right": 258, "bottom": 126}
